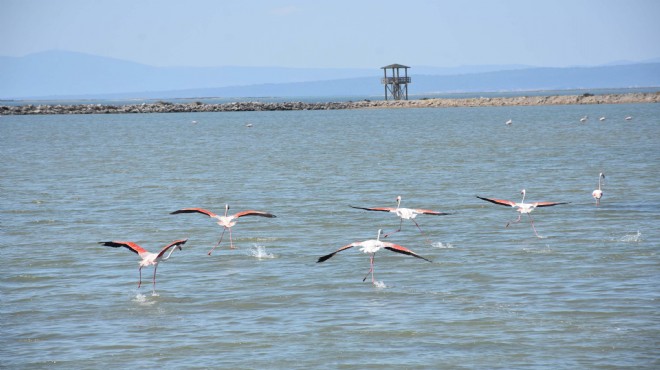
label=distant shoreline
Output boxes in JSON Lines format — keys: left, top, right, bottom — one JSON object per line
{"left": 1, "top": 92, "right": 658, "bottom": 115}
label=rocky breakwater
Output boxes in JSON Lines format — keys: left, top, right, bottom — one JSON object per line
{"left": 1, "top": 92, "right": 658, "bottom": 115}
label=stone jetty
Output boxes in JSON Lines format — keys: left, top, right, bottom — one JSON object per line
{"left": 1, "top": 92, "right": 658, "bottom": 115}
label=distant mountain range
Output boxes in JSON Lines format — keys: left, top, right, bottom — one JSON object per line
{"left": 1, "top": 50, "right": 659, "bottom": 100}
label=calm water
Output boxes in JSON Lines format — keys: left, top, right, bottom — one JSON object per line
{"left": 1, "top": 103, "right": 658, "bottom": 369}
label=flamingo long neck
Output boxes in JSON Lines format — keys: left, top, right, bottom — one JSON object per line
{"left": 395, "top": 197, "right": 401, "bottom": 210}
{"left": 163, "top": 247, "right": 179, "bottom": 260}
{"left": 598, "top": 174, "right": 603, "bottom": 191}
{"left": 520, "top": 191, "right": 526, "bottom": 205}
{"left": 224, "top": 204, "right": 229, "bottom": 217}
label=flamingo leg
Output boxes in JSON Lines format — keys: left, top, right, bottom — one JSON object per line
{"left": 362, "top": 254, "right": 376, "bottom": 283}
{"left": 596, "top": 198, "right": 600, "bottom": 207}
{"left": 229, "top": 227, "right": 236, "bottom": 249}
{"left": 208, "top": 228, "right": 227, "bottom": 255}
{"left": 528, "top": 214, "right": 541, "bottom": 238}
{"left": 506, "top": 213, "right": 522, "bottom": 228}
{"left": 383, "top": 219, "right": 403, "bottom": 238}
{"left": 152, "top": 264, "right": 158, "bottom": 292}
{"left": 138, "top": 266, "right": 143, "bottom": 288}
{"left": 411, "top": 218, "right": 433, "bottom": 244}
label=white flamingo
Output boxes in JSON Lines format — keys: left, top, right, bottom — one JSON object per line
{"left": 476, "top": 189, "right": 569, "bottom": 238}
{"left": 171, "top": 205, "right": 276, "bottom": 255}
{"left": 316, "top": 229, "right": 432, "bottom": 284}
{"left": 99, "top": 239, "right": 187, "bottom": 290}
{"left": 592, "top": 172, "right": 605, "bottom": 206}
{"left": 350, "top": 195, "right": 450, "bottom": 238}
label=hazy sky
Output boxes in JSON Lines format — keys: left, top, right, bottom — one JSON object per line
{"left": 2, "top": 0, "right": 659, "bottom": 68}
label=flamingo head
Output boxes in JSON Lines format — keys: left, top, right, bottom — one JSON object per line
{"left": 395, "top": 195, "right": 402, "bottom": 206}
{"left": 521, "top": 189, "right": 526, "bottom": 196}
{"left": 599, "top": 172, "right": 605, "bottom": 179}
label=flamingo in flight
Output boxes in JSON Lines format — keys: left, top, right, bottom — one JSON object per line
{"left": 99, "top": 239, "right": 188, "bottom": 290}
{"left": 592, "top": 172, "right": 605, "bottom": 206}
{"left": 316, "top": 229, "right": 432, "bottom": 284}
{"left": 476, "top": 189, "right": 568, "bottom": 238}
{"left": 171, "top": 205, "right": 276, "bottom": 255}
{"left": 350, "top": 196, "right": 450, "bottom": 238}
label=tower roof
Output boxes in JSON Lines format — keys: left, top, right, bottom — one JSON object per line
{"left": 381, "top": 63, "right": 410, "bottom": 69}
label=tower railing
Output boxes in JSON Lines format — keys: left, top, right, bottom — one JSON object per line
{"left": 381, "top": 77, "right": 412, "bottom": 84}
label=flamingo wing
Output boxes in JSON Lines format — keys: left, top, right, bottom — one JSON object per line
{"left": 233, "top": 210, "right": 276, "bottom": 219}
{"left": 99, "top": 241, "right": 147, "bottom": 255}
{"left": 476, "top": 196, "right": 517, "bottom": 207}
{"left": 533, "top": 201, "right": 570, "bottom": 207}
{"left": 170, "top": 208, "right": 219, "bottom": 218}
{"left": 349, "top": 205, "right": 397, "bottom": 213}
{"left": 156, "top": 239, "right": 188, "bottom": 258}
{"left": 413, "top": 208, "right": 451, "bottom": 216}
{"left": 383, "top": 242, "right": 432, "bottom": 262}
{"left": 317, "top": 243, "right": 356, "bottom": 263}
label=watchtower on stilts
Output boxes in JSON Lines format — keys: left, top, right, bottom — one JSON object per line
{"left": 381, "top": 64, "right": 411, "bottom": 100}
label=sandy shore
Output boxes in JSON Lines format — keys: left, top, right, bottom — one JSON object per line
{"left": 1, "top": 92, "right": 658, "bottom": 115}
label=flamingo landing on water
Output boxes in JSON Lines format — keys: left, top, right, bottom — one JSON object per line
{"left": 99, "top": 239, "right": 187, "bottom": 291}
{"left": 476, "top": 189, "right": 569, "bottom": 238}
{"left": 316, "top": 229, "right": 432, "bottom": 285}
{"left": 350, "top": 196, "right": 450, "bottom": 239}
{"left": 592, "top": 172, "right": 605, "bottom": 206}
{"left": 171, "top": 205, "right": 276, "bottom": 255}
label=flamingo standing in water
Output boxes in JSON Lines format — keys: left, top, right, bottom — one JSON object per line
{"left": 171, "top": 205, "right": 276, "bottom": 255}
{"left": 592, "top": 172, "right": 605, "bottom": 206}
{"left": 476, "top": 189, "right": 568, "bottom": 238}
{"left": 350, "top": 196, "right": 450, "bottom": 238}
{"left": 316, "top": 229, "right": 432, "bottom": 284}
{"left": 99, "top": 239, "right": 187, "bottom": 290}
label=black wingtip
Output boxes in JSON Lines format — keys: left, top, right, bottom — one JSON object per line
{"left": 317, "top": 254, "right": 333, "bottom": 263}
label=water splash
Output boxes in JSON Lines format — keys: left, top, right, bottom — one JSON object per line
{"left": 522, "top": 245, "right": 554, "bottom": 254}
{"left": 132, "top": 292, "right": 156, "bottom": 305}
{"left": 432, "top": 241, "right": 454, "bottom": 249}
{"left": 620, "top": 230, "right": 642, "bottom": 242}
{"left": 373, "top": 281, "right": 387, "bottom": 289}
{"left": 249, "top": 245, "right": 275, "bottom": 259}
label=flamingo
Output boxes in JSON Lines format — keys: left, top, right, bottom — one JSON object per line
{"left": 505, "top": 119, "right": 513, "bottom": 126}
{"left": 580, "top": 116, "right": 588, "bottom": 123}
{"left": 625, "top": 116, "right": 633, "bottom": 121}
{"left": 476, "top": 189, "right": 568, "bottom": 238}
{"left": 592, "top": 172, "right": 605, "bottom": 206}
{"left": 99, "top": 239, "right": 187, "bottom": 290}
{"left": 350, "top": 196, "right": 450, "bottom": 238}
{"left": 599, "top": 116, "right": 606, "bottom": 121}
{"left": 171, "top": 205, "right": 276, "bottom": 255}
{"left": 316, "top": 229, "right": 432, "bottom": 284}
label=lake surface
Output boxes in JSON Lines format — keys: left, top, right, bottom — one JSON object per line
{"left": 1, "top": 103, "right": 658, "bottom": 369}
